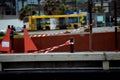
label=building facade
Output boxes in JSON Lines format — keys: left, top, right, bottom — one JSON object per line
{"left": 0, "top": 0, "right": 16, "bottom": 15}
{"left": 0, "top": 0, "right": 42, "bottom": 16}
{"left": 0, "top": 0, "right": 120, "bottom": 18}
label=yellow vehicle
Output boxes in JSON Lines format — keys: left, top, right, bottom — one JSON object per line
{"left": 28, "top": 14, "right": 87, "bottom": 30}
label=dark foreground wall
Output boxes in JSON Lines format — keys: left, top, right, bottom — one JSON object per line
{"left": 0, "top": 69, "right": 120, "bottom": 80}
{"left": 0, "top": 32, "right": 120, "bottom": 53}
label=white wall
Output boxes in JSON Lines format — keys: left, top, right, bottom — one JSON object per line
{"left": 0, "top": 19, "right": 23, "bottom": 32}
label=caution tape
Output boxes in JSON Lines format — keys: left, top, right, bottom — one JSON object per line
{"left": 30, "top": 26, "right": 86, "bottom": 37}
{"left": 34, "top": 40, "right": 74, "bottom": 54}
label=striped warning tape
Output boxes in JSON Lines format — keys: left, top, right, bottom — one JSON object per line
{"left": 30, "top": 26, "right": 86, "bottom": 37}
{"left": 33, "top": 40, "right": 74, "bottom": 54}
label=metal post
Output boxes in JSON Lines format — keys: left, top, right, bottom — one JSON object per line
{"left": 115, "top": 27, "right": 118, "bottom": 51}
{"left": 114, "top": 1, "right": 117, "bottom": 26}
{"left": 70, "top": 37, "right": 74, "bottom": 53}
{"left": 88, "top": 0, "right": 93, "bottom": 51}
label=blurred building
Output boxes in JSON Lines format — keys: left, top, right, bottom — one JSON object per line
{"left": 0, "top": 0, "right": 16, "bottom": 15}
{"left": 0, "top": 0, "right": 42, "bottom": 16}
{"left": 110, "top": 0, "right": 120, "bottom": 17}
{"left": 0, "top": 0, "right": 120, "bottom": 18}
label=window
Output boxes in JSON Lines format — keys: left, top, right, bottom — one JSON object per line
{"left": 0, "top": 0, "right": 16, "bottom": 15}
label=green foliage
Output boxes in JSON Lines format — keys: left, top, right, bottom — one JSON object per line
{"left": 18, "top": 5, "right": 36, "bottom": 21}
{"left": 59, "top": 4, "right": 66, "bottom": 14}
{"left": 0, "top": 32, "right": 5, "bottom": 36}
{"left": 44, "top": 0, "right": 60, "bottom": 15}
{"left": 44, "top": 0, "right": 76, "bottom": 15}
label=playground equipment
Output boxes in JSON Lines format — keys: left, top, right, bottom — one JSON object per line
{"left": 28, "top": 14, "right": 87, "bottom": 30}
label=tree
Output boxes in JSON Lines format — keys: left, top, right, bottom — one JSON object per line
{"left": 43, "top": 0, "right": 72, "bottom": 15}
{"left": 18, "top": 5, "right": 36, "bottom": 22}
{"left": 44, "top": 0, "right": 58, "bottom": 15}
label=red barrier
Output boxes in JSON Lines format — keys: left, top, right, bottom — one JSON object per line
{"left": 24, "top": 26, "right": 37, "bottom": 53}
{"left": 0, "top": 26, "right": 12, "bottom": 53}
{"left": 1, "top": 31, "right": 119, "bottom": 53}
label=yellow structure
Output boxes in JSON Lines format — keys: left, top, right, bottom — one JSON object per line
{"left": 28, "top": 14, "right": 87, "bottom": 30}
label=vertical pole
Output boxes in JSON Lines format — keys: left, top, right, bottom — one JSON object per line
{"left": 114, "top": 1, "right": 117, "bottom": 26}
{"left": 88, "top": 0, "right": 93, "bottom": 51}
{"left": 70, "top": 37, "right": 74, "bottom": 53}
{"left": 115, "top": 27, "right": 118, "bottom": 51}
{"left": 114, "top": 1, "right": 118, "bottom": 52}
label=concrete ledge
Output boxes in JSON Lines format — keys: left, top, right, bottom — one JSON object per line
{"left": 0, "top": 52, "right": 119, "bottom": 62}
{"left": 105, "top": 52, "right": 120, "bottom": 60}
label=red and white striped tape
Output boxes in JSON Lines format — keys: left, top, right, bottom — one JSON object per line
{"left": 30, "top": 27, "right": 86, "bottom": 37}
{"left": 34, "top": 40, "right": 73, "bottom": 54}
